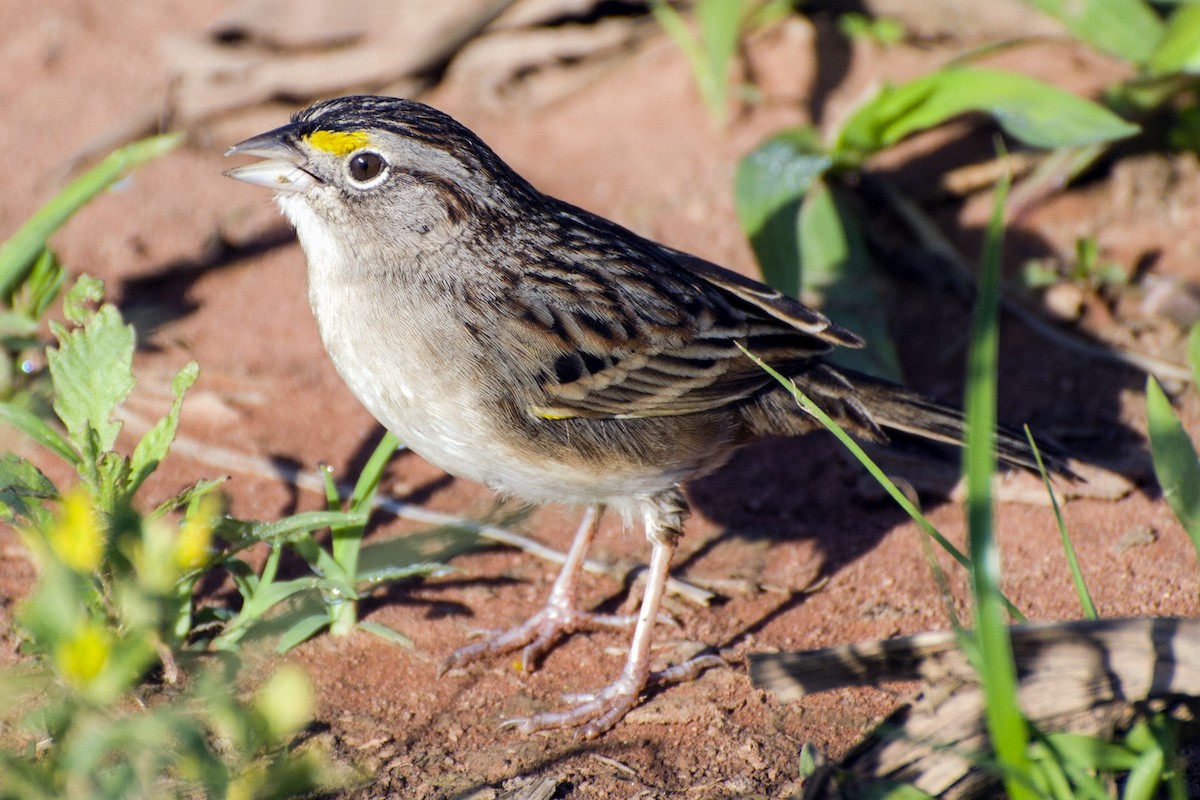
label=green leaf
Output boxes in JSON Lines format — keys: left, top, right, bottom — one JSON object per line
{"left": 0, "top": 133, "right": 182, "bottom": 300}
{"left": 331, "top": 431, "right": 401, "bottom": 574}
{"left": 356, "top": 562, "right": 452, "bottom": 587}
{"left": 1122, "top": 744, "right": 1165, "bottom": 800}
{"left": 735, "top": 127, "right": 831, "bottom": 299}
{"left": 127, "top": 361, "right": 198, "bottom": 497}
{"left": 218, "top": 510, "right": 365, "bottom": 550}
{"left": 16, "top": 249, "right": 67, "bottom": 322}
{"left": 1039, "top": 732, "right": 1140, "bottom": 771}
{"left": 1024, "top": 0, "right": 1164, "bottom": 64}
{"left": 1151, "top": 5, "right": 1200, "bottom": 76}
{"left": 0, "top": 453, "right": 58, "bottom": 522}
{"left": 650, "top": 0, "right": 747, "bottom": 125}
{"left": 839, "top": 13, "right": 905, "bottom": 46}
{"left": 1146, "top": 376, "right": 1200, "bottom": 551}
{"left": 697, "top": 0, "right": 745, "bottom": 120}
{"left": 836, "top": 67, "right": 1139, "bottom": 157}
{"left": 47, "top": 304, "right": 136, "bottom": 455}
{"left": 275, "top": 613, "right": 331, "bottom": 653}
{"left": 0, "top": 310, "right": 40, "bottom": 339}
{"left": 62, "top": 274, "right": 104, "bottom": 325}
{"left": 0, "top": 453, "right": 57, "bottom": 498}
{"left": 734, "top": 132, "right": 903, "bottom": 377}
{"left": 148, "top": 476, "right": 227, "bottom": 520}
{"left": 0, "top": 400, "right": 80, "bottom": 467}
{"left": 349, "top": 431, "right": 401, "bottom": 511}
{"left": 1188, "top": 322, "right": 1200, "bottom": 385}
{"left": 796, "top": 179, "right": 903, "bottom": 381}
{"left": 357, "top": 526, "right": 482, "bottom": 575}
{"left": 357, "top": 620, "right": 413, "bottom": 648}
{"left": 213, "top": 575, "right": 319, "bottom": 651}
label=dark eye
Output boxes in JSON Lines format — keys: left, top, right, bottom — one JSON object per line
{"left": 348, "top": 151, "right": 386, "bottom": 183}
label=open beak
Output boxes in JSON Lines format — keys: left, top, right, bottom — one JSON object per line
{"left": 223, "top": 129, "right": 321, "bottom": 193}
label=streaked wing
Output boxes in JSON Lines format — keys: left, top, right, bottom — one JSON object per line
{"left": 503, "top": 213, "right": 862, "bottom": 421}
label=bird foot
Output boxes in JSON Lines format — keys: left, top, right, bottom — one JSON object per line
{"left": 441, "top": 600, "right": 636, "bottom": 675}
{"left": 500, "top": 653, "right": 724, "bottom": 739}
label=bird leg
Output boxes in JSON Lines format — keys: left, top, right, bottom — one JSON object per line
{"left": 500, "top": 491, "right": 724, "bottom": 739}
{"left": 442, "top": 504, "right": 635, "bottom": 674}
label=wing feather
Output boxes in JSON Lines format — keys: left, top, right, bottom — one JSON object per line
{"left": 506, "top": 211, "right": 860, "bottom": 421}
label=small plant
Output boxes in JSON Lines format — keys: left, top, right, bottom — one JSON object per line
{"left": 748, "top": 180, "right": 1192, "bottom": 797}
{"left": 209, "top": 431, "right": 463, "bottom": 653}
{"left": 1147, "top": 323, "right": 1200, "bottom": 562}
{"left": 1010, "top": 1, "right": 1200, "bottom": 207}
{"left": 0, "top": 134, "right": 179, "bottom": 410}
{"left": 734, "top": 63, "right": 1137, "bottom": 380}
{"left": 0, "top": 489, "right": 345, "bottom": 799}
{"left": 650, "top": 0, "right": 793, "bottom": 126}
{"left": 1022, "top": 236, "right": 1128, "bottom": 294}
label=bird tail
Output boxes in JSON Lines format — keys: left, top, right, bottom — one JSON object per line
{"left": 837, "top": 368, "right": 1072, "bottom": 477}
{"left": 743, "top": 363, "right": 1072, "bottom": 477}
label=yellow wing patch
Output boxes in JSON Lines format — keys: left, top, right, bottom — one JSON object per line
{"left": 307, "top": 129, "right": 371, "bottom": 156}
{"left": 529, "top": 406, "right": 577, "bottom": 421}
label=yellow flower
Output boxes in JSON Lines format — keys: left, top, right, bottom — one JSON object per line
{"left": 256, "top": 664, "right": 315, "bottom": 741}
{"left": 54, "top": 620, "right": 113, "bottom": 689}
{"left": 48, "top": 488, "right": 104, "bottom": 573}
{"left": 175, "top": 495, "right": 218, "bottom": 572}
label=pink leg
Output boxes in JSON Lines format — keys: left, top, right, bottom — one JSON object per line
{"left": 500, "top": 493, "right": 724, "bottom": 739}
{"left": 441, "top": 505, "right": 633, "bottom": 674}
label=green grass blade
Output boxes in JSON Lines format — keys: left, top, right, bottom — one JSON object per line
{"left": 276, "top": 613, "right": 332, "bottom": 654}
{"left": 350, "top": 431, "right": 400, "bottom": 510}
{"left": 322, "top": 463, "right": 340, "bottom": 512}
{"left": 1024, "top": 426, "right": 1097, "bottom": 619}
{"left": 1146, "top": 376, "right": 1200, "bottom": 556}
{"left": 332, "top": 430, "right": 400, "bottom": 577}
{"left": 1123, "top": 746, "right": 1165, "bottom": 800}
{"left": 696, "top": 0, "right": 743, "bottom": 121}
{"left": 650, "top": 0, "right": 726, "bottom": 124}
{"left": 1188, "top": 322, "right": 1200, "bottom": 384}
{"left": 220, "top": 510, "right": 365, "bottom": 550}
{"left": 0, "top": 133, "right": 182, "bottom": 299}
{"left": 964, "top": 170, "right": 1034, "bottom": 798}
{"left": 918, "top": 524, "right": 964, "bottom": 631}
{"left": 738, "top": 344, "right": 1027, "bottom": 621}
{"left": 357, "top": 620, "right": 414, "bottom": 648}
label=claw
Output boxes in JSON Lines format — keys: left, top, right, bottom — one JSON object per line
{"left": 442, "top": 505, "right": 607, "bottom": 675}
{"left": 505, "top": 652, "right": 724, "bottom": 738}
{"left": 445, "top": 498, "right": 723, "bottom": 736}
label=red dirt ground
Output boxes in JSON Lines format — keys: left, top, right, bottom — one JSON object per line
{"left": 2, "top": 2, "right": 1199, "bottom": 798}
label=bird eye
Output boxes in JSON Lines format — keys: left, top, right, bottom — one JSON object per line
{"left": 347, "top": 151, "right": 386, "bottom": 183}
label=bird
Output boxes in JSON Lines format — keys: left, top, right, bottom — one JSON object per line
{"left": 224, "top": 95, "right": 1065, "bottom": 738}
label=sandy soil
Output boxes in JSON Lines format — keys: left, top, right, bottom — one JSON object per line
{"left": 2, "top": 2, "right": 1199, "bottom": 798}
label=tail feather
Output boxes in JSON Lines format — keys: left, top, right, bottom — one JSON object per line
{"left": 839, "top": 369, "right": 1073, "bottom": 477}
{"left": 742, "top": 363, "right": 1073, "bottom": 478}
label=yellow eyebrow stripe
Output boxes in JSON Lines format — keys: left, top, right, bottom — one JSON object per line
{"left": 307, "top": 130, "right": 371, "bottom": 155}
